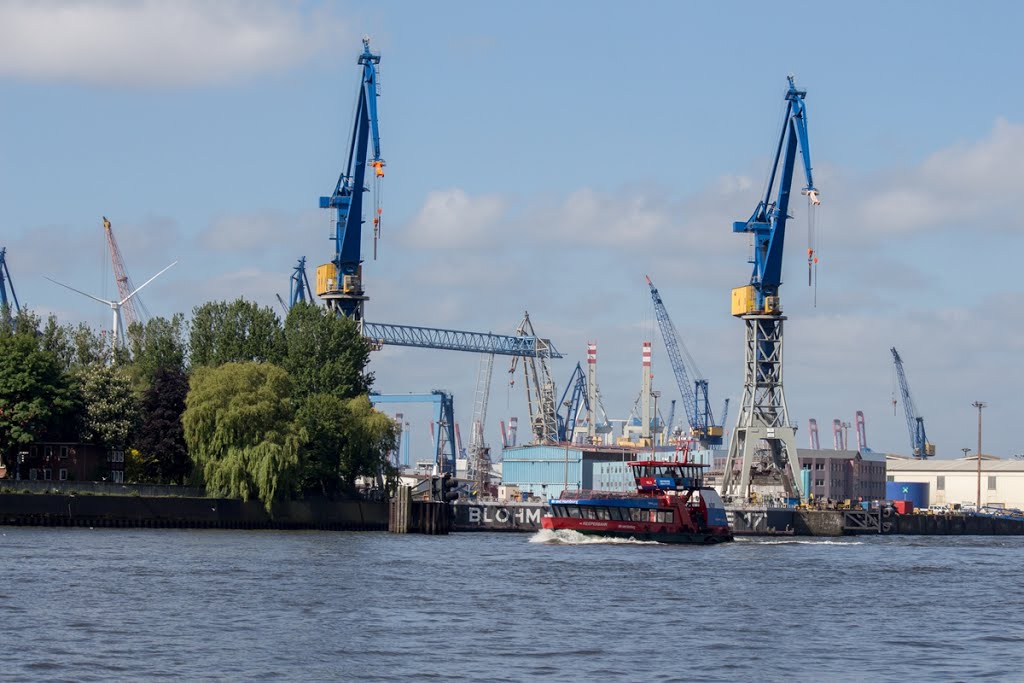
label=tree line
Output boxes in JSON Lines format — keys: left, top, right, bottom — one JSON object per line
{"left": 0, "top": 299, "right": 398, "bottom": 509}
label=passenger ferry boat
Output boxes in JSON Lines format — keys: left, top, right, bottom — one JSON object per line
{"left": 541, "top": 458, "right": 733, "bottom": 544}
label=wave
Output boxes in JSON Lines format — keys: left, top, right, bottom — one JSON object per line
{"left": 734, "top": 538, "right": 864, "bottom": 546}
{"left": 528, "top": 529, "right": 661, "bottom": 545}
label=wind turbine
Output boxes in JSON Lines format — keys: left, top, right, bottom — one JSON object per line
{"left": 46, "top": 260, "right": 178, "bottom": 353}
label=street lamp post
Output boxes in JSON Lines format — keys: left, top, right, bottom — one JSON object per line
{"left": 972, "top": 401, "right": 987, "bottom": 510}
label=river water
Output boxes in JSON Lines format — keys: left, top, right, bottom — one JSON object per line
{"left": 1, "top": 527, "right": 1021, "bottom": 681}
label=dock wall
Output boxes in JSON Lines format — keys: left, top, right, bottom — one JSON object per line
{"left": 0, "top": 493, "right": 388, "bottom": 530}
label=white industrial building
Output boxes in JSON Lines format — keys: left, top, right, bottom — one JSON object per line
{"left": 886, "top": 454, "right": 1024, "bottom": 510}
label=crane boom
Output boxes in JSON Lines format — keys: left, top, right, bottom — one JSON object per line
{"left": 891, "top": 347, "right": 934, "bottom": 458}
{"left": 317, "top": 37, "right": 385, "bottom": 323}
{"left": 646, "top": 275, "right": 723, "bottom": 446}
{"left": 0, "top": 247, "right": 21, "bottom": 327}
{"left": 731, "top": 76, "right": 819, "bottom": 315}
{"left": 103, "top": 217, "right": 145, "bottom": 329}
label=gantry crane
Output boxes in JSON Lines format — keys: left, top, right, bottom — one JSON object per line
{"left": 0, "top": 247, "right": 21, "bottom": 328}
{"left": 316, "top": 37, "right": 385, "bottom": 324}
{"left": 720, "top": 76, "right": 820, "bottom": 503}
{"left": 891, "top": 347, "right": 934, "bottom": 458}
{"left": 646, "top": 275, "right": 724, "bottom": 447}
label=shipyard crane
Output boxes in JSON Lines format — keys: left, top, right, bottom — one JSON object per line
{"left": 467, "top": 353, "right": 496, "bottom": 497}
{"left": 308, "top": 40, "right": 566, "bottom": 363}
{"left": 720, "top": 76, "right": 820, "bottom": 503}
{"left": 855, "top": 410, "right": 870, "bottom": 451}
{"left": 891, "top": 347, "right": 935, "bottom": 458}
{"left": 103, "top": 217, "right": 147, "bottom": 329}
{"left": 289, "top": 257, "right": 314, "bottom": 308}
{"left": 0, "top": 247, "right": 21, "bottom": 328}
{"left": 508, "top": 312, "right": 559, "bottom": 443}
{"left": 556, "top": 362, "right": 589, "bottom": 443}
{"left": 316, "top": 37, "right": 385, "bottom": 324}
{"left": 646, "top": 275, "right": 724, "bottom": 447}
{"left": 808, "top": 418, "right": 820, "bottom": 450}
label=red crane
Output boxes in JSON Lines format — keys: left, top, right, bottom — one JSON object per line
{"left": 103, "top": 217, "right": 145, "bottom": 329}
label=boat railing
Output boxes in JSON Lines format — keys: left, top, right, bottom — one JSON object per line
{"left": 555, "top": 489, "right": 635, "bottom": 500}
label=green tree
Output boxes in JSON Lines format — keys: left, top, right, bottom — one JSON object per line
{"left": 134, "top": 366, "right": 191, "bottom": 484}
{"left": 182, "top": 362, "right": 301, "bottom": 510}
{"left": 294, "top": 393, "right": 398, "bottom": 496}
{"left": 189, "top": 299, "right": 284, "bottom": 368}
{"left": 0, "top": 333, "right": 78, "bottom": 465}
{"left": 73, "top": 364, "right": 138, "bottom": 450}
{"left": 127, "top": 314, "right": 187, "bottom": 387}
{"left": 283, "top": 302, "right": 373, "bottom": 399}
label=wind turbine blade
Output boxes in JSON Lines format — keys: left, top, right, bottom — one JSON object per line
{"left": 121, "top": 260, "right": 178, "bottom": 305}
{"left": 44, "top": 276, "right": 115, "bottom": 306}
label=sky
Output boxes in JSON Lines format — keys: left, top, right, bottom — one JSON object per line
{"left": 1, "top": 0, "right": 1022, "bottom": 460}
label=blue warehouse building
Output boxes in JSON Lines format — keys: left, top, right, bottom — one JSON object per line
{"left": 501, "top": 444, "right": 718, "bottom": 499}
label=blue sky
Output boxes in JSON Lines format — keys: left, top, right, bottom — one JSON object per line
{"left": 1, "top": 0, "right": 1021, "bottom": 459}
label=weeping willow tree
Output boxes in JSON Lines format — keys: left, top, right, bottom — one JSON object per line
{"left": 182, "top": 362, "right": 303, "bottom": 511}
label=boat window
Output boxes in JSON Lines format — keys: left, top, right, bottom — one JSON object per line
{"left": 596, "top": 507, "right": 610, "bottom": 520}
{"left": 567, "top": 506, "right": 581, "bottom": 518}
{"left": 607, "top": 507, "right": 622, "bottom": 521}
{"left": 582, "top": 507, "right": 596, "bottom": 520}
{"left": 665, "top": 510, "right": 674, "bottom": 524}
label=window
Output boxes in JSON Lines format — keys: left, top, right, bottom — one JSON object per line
{"left": 988, "top": 476, "right": 997, "bottom": 491}
{"left": 815, "top": 463, "right": 824, "bottom": 470}
{"left": 815, "top": 479, "right": 824, "bottom": 486}
{"left": 60, "top": 446, "right": 69, "bottom": 459}
{"left": 112, "top": 471, "right": 124, "bottom": 483}
{"left": 29, "top": 468, "right": 37, "bottom": 480}
{"left": 596, "top": 507, "right": 610, "bottom": 520}
{"left": 43, "top": 468, "right": 52, "bottom": 480}
{"left": 887, "top": 475, "right": 894, "bottom": 482}
{"left": 567, "top": 506, "right": 581, "bottom": 518}
{"left": 936, "top": 476, "right": 945, "bottom": 491}
{"left": 59, "top": 469, "right": 68, "bottom": 481}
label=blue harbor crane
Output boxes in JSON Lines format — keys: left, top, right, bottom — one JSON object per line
{"left": 556, "top": 362, "right": 589, "bottom": 443}
{"left": 890, "top": 347, "right": 935, "bottom": 458}
{"left": 0, "top": 247, "right": 21, "bottom": 328}
{"left": 289, "top": 257, "right": 313, "bottom": 308}
{"left": 310, "top": 41, "right": 564, "bottom": 452}
{"left": 646, "top": 275, "right": 724, "bottom": 447}
{"left": 316, "top": 37, "right": 385, "bottom": 323}
{"left": 720, "top": 76, "right": 820, "bottom": 503}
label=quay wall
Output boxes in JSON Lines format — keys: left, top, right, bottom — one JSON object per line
{"left": 0, "top": 493, "right": 388, "bottom": 530}
{"left": 452, "top": 502, "right": 546, "bottom": 532}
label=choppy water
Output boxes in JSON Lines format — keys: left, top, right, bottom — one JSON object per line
{"left": 2, "top": 527, "right": 1022, "bottom": 681}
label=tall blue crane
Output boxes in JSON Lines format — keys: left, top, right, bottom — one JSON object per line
{"left": 289, "top": 257, "right": 313, "bottom": 308}
{"left": 646, "top": 275, "right": 723, "bottom": 446}
{"left": 0, "top": 247, "right": 21, "bottom": 328}
{"left": 556, "top": 362, "right": 589, "bottom": 443}
{"left": 891, "top": 347, "right": 934, "bottom": 458}
{"left": 720, "top": 76, "right": 820, "bottom": 503}
{"left": 317, "top": 37, "right": 385, "bottom": 324}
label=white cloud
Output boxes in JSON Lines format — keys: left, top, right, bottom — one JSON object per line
{"left": 0, "top": 0, "right": 345, "bottom": 87}
{"left": 406, "top": 188, "right": 507, "bottom": 248}
{"left": 850, "top": 118, "right": 1024, "bottom": 237}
